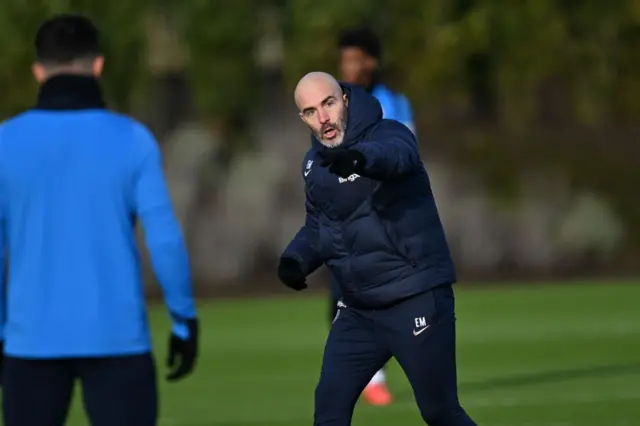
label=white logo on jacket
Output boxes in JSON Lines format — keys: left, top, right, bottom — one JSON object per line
{"left": 338, "top": 174, "right": 360, "bottom": 184}
{"left": 304, "top": 160, "right": 313, "bottom": 177}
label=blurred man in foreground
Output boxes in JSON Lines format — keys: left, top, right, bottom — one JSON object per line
{"left": 0, "top": 14, "right": 198, "bottom": 426}
{"left": 328, "top": 26, "right": 416, "bottom": 405}
{"left": 278, "top": 71, "right": 477, "bottom": 425}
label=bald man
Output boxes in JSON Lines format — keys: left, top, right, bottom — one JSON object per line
{"left": 278, "top": 72, "right": 477, "bottom": 426}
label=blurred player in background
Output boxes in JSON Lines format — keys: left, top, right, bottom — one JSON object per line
{"left": 338, "top": 27, "right": 414, "bottom": 133}
{"left": 329, "top": 26, "right": 416, "bottom": 406}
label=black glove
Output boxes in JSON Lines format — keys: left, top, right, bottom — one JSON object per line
{"left": 319, "top": 149, "right": 366, "bottom": 178}
{"left": 166, "top": 318, "right": 199, "bottom": 382}
{"left": 278, "top": 257, "right": 307, "bottom": 290}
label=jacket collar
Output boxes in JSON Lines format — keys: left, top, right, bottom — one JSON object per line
{"left": 35, "top": 74, "right": 106, "bottom": 110}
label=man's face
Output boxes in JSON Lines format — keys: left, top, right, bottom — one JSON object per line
{"left": 339, "top": 47, "right": 374, "bottom": 85}
{"left": 297, "top": 85, "right": 348, "bottom": 148}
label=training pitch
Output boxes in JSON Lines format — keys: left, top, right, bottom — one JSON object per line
{"left": 54, "top": 281, "right": 640, "bottom": 425}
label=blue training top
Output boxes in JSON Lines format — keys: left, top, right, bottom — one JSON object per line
{"left": 371, "top": 84, "right": 415, "bottom": 134}
{"left": 0, "top": 75, "right": 197, "bottom": 358}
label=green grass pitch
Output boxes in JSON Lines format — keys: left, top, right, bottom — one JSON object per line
{"left": 58, "top": 281, "right": 640, "bottom": 425}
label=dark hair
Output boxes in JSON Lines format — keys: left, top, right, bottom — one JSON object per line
{"left": 337, "top": 27, "right": 381, "bottom": 60}
{"left": 35, "top": 14, "right": 100, "bottom": 65}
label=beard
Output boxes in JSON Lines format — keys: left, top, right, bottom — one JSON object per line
{"left": 314, "top": 109, "right": 348, "bottom": 148}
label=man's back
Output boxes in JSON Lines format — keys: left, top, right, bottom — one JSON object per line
{"left": 0, "top": 16, "right": 198, "bottom": 426}
{"left": 0, "top": 105, "right": 172, "bottom": 357}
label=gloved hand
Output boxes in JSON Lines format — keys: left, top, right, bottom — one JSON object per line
{"left": 166, "top": 318, "right": 199, "bottom": 381}
{"left": 278, "top": 257, "right": 307, "bottom": 291}
{"left": 319, "top": 149, "right": 365, "bottom": 178}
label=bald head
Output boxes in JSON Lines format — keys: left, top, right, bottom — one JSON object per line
{"left": 294, "top": 71, "right": 348, "bottom": 148}
{"left": 294, "top": 71, "right": 342, "bottom": 109}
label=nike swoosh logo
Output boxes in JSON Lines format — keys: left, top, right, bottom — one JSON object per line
{"left": 413, "top": 325, "right": 430, "bottom": 336}
{"left": 304, "top": 170, "right": 311, "bottom": 176}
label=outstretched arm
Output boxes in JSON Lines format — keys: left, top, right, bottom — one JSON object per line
{"left": 357, "top": 120, "right": 422, "bottom": 180}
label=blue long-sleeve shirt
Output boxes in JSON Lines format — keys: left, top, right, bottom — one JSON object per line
{"left": 0, "top": 77, "right": 196, "bottom": 357}
{"left": 371, "top": 84, "right": 415, "bottom": 134}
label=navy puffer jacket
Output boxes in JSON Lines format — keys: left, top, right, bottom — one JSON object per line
{"left": 283, "top": 84, "right": 455, "bottom": 309}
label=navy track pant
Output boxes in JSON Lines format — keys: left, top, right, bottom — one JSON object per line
{"left": 315, "top": 285, "right": 477, "bottom": 426}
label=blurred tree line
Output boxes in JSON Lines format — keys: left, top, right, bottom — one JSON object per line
{"left": 0, "top": 0, "right": 638, "bottom": 250}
